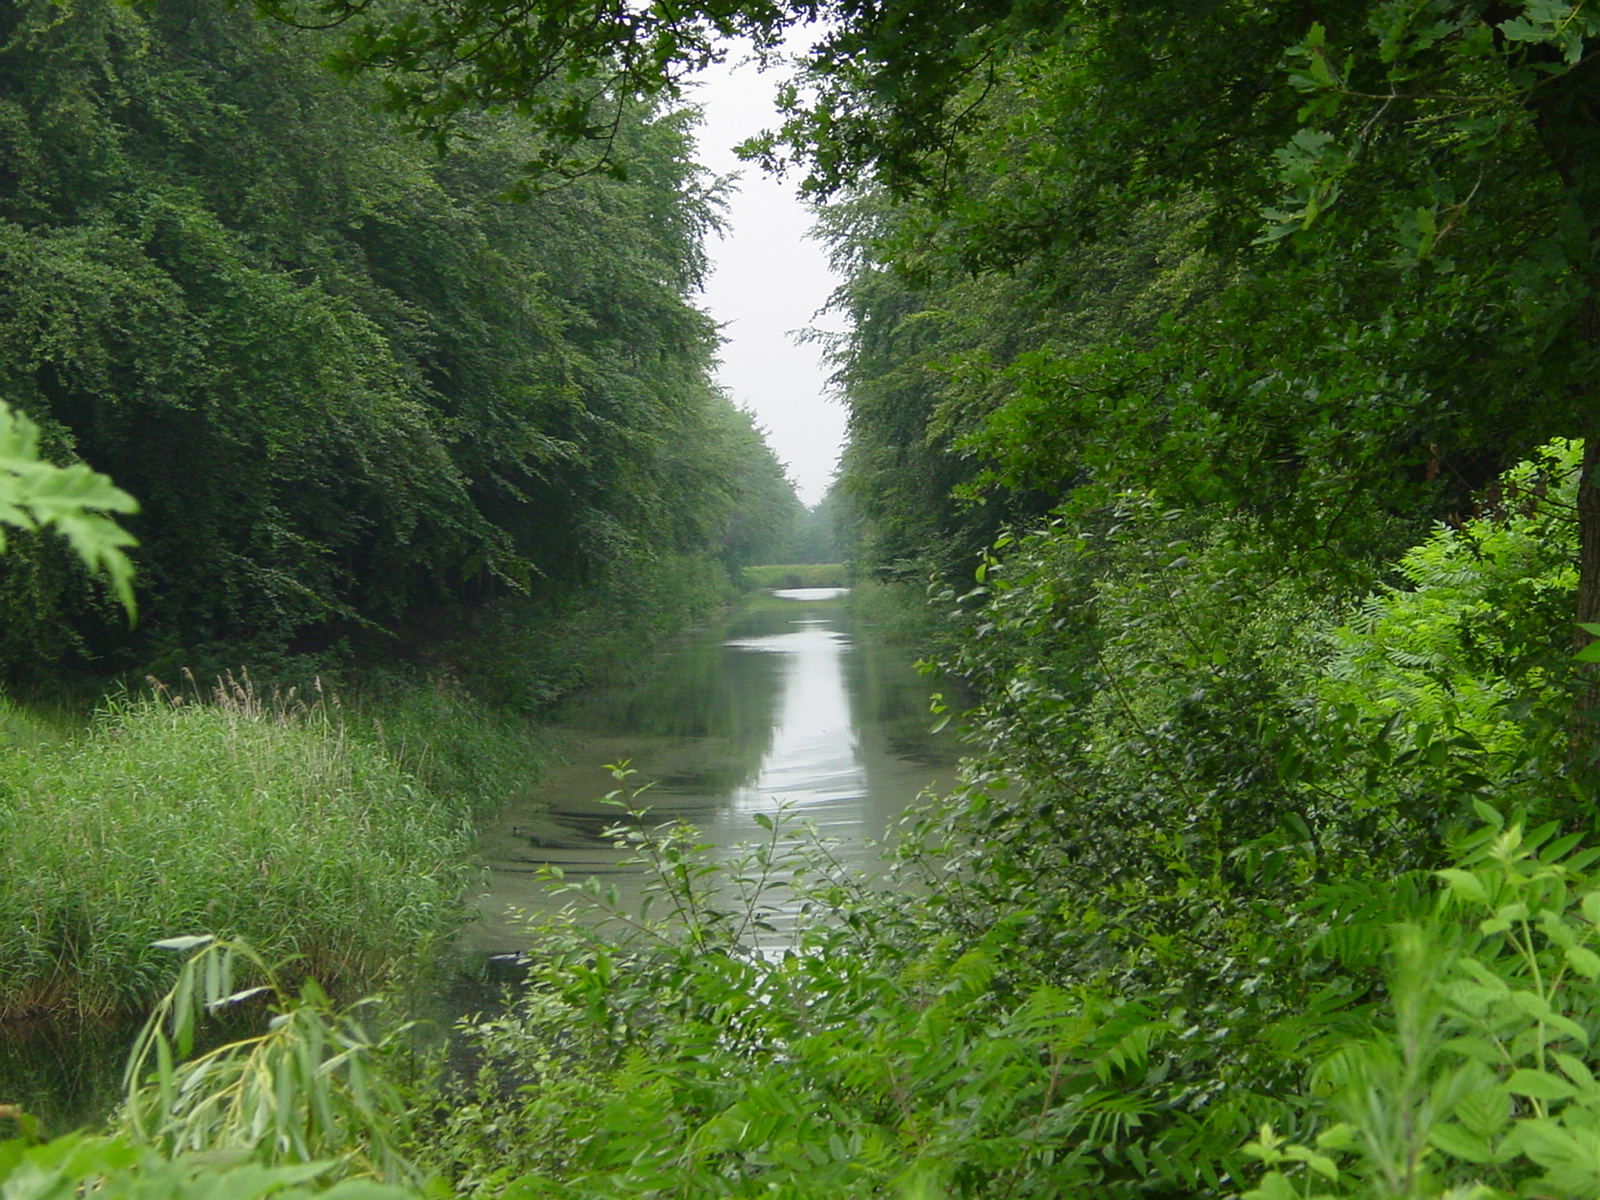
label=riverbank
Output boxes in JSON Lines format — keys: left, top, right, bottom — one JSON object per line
{"left": 739, "top": 562, "right": 849, "bottom": 589}
{"left": 0, "top": 553, "right": 736, "bottom": 1118}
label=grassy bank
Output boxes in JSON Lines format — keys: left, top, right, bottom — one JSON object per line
{"left": 847, "top": 576, "right": 947, "bottom": 647}
{"left": 0, "top": 553, "right": 734, "bottom": 1025}
{"left": 0, "top": 680, "right": 477, "bottom": 1022}
{"left": 740, "top": 562, "right": 850, "bottom": 589}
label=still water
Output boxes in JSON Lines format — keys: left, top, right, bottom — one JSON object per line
{"left": 469, "top": 587, "right": 959, "bottom": 953}
{"left": 1, "top": 588, "right": 955, "bottom": 1125}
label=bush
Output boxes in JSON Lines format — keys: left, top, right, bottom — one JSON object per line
{"left": 419, "top": 776, "right": 1265, "bottom": 1200}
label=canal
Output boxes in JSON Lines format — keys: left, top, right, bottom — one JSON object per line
{"left": 1, "top": 587, "right": 957, "bottom": 1126}
{"left": 470, "top": 586, "right": 959, "bottom": 954}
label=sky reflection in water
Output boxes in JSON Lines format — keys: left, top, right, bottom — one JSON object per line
{"left": 472, "top": 589, "right": 957, "bottom": 953}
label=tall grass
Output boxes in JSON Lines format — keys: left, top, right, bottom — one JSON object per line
{"left": 847, "top": 576, "right": 944, "bottom": 646}
{"left": 347, "top": 672, "right": 554, "bottom": 813}
{"left": 0, "top": 676, "right": 476, "bottom": 1022}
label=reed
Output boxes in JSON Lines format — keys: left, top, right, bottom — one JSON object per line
{"left": 0, "top": 674, "right": 475, "bottom": 1022}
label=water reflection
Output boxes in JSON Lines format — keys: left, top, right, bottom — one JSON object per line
{"left": 726, "top": 618, "right": 863, "bottom": 810}
{"left": 471, "top": 589, "right": 957, "bottom": 953}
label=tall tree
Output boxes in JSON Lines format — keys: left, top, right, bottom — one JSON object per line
{"left": 0, "top": 0, "right": 771, "bottom": 677}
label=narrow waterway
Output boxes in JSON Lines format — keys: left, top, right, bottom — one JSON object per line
{"left": 469, "top": 587, "right": 958, "bottom": 953}
{"left": 2, "top": 588, "right": 955, "bottom": 1127}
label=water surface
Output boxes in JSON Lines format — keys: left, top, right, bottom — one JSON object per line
{"left": 469, "top": 588, "right": 957, "bottom": 952}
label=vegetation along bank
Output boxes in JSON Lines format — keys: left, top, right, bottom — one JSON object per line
{"left": 14, "top": 2, "right": 1600, "bottom": 1200}
{"left": 0, "top": 0, "right": 817, "bottom": 1029}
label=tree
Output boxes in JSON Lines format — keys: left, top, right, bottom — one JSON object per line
{"left": 1253, "top": 1, "right": 1600, "bottom": 675}
{"left": 0, "top": 0, "right": 751, "bottom": 676}
{"left": 259, "top": 0, "right": 1600, "bottom": 699}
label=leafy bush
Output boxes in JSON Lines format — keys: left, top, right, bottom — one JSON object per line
{"left": 420, "top": 772, "right": 1266, "bottom": 1200}
{"left": 120, "top": 936, "right": 421, "bottom": 1185}
{"left": 1312, "top": 439, "right": 1580, "bottom": 805}
{"left": 0, "top": 1114, "right": 420, "bottom": 1200}
{"left": 1246, "top": 811, "right": 1600, "bottom": 1200}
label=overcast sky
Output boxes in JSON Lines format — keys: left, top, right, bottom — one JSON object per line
{"left": 688, "top": 50, "right": 846, "bottom": 509}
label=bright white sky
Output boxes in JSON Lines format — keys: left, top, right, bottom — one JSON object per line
{"left": 688, "top": 49, "right": 847, "bottom": 509}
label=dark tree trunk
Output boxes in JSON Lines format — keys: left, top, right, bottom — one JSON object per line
{"left": 1572, "top": 391, "right": 1600, "bottom": 771}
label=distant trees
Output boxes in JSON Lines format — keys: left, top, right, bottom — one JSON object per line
{"left": 714, "top": 405, "right": 803, "bottom": 569}
{"left": 0, "top": 0, "right": 797, "bottom": 678}
{"left": 785, "top": 485, "right": 846, "bottom": 565}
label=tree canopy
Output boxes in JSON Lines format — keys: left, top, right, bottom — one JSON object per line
{"left": 0, "top": 0, "right": 800, "bottom": 679}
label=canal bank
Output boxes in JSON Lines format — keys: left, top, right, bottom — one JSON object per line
{"left": 1, "top": 586, "right": 956, "bottom": 1127}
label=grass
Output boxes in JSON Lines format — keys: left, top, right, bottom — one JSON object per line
{"left": 0, "top": 552, "right": 740, "bottom": 1027}
{"left": 347, "top": 673, "right": 555, "bottom": 813}
{"left": 0, "top": 675, "right": 477, "bottom": 1022}
{"left": 847, "top": 576, "right": 945, "bottom": 646}
{"left": 740, "top": 562, "right": 850, "bottom": 590}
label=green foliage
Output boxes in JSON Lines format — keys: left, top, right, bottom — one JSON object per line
{"left": 785, "top": 487, "right": 848, "bottom": 565}
{"left": 1245, "top": 815, "right": 1600, "bottom": 1200}
{"left": 120, "top": 937, "right": 419, "bottom": 1184}
{"left": 425, "top": 551, "right": 733, "bottom": 716}
{"left": 0, "top": 0, "right": 784, "bottom": 679}
{"left": 739, "top": 563, "right": 849, "bottom": 589}
{"left": 0, "top": 399, "right": 136, "bottom": 618}
{"left": 422, "top": 774, "right": 1257, "bottom": 1200}
{"left": 714, "top": 404, "right": 804, "bottom": 571}
{"left": 1316, "top": 440, "right": 1581, "bottom": 783}
{"left": 12, "top": 4, "right": 1600, "bottom": 1196}
{"left": 845, "top": 576, "right": 944, "bottom": 648}
{"left": 0, "top": 1121, "right": 420, "bottom": 1200}
{"left": 0, "top": 676, "right": 474, "bottom": 1021}
{"left": 346, "top": 675, "right": 555, "bottom": 813}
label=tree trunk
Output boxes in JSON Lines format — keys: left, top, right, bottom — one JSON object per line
{"left": 1573, "top": 416, "right": 1600, "bottom": 771}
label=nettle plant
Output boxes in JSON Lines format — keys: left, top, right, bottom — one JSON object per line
{"left": 1247, "top": 808, "right": 1600, "bottom": 1200}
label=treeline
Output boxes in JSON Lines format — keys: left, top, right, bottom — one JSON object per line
{"left": 21, "top": 3, "right": 1600, "bottom": 1198}
{"left": 818, "top": 2, "right": 1594, "bottom": 869}
{"left": 793, "top": 5, "right": 1600, "bottom": 1193}
{"left": 0, "top": 0, "right": 798, "bottom": 683}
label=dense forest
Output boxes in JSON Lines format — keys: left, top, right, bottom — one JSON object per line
{"left": 0, "top": 0, "right": 803, "bottom": 683}
{"left": 12, "top": 2, "right": 1600, "bottom": 1200}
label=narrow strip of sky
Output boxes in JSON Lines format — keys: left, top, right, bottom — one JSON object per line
{"left": 690, "top": 47, "right": 845, "bottom": 509}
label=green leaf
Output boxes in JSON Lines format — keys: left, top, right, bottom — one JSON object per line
{"left": 1438, "top": 868, "right": 1488, "bottom": 904}
{"left": 153, "top": 935, "right": 217, "bottom": 952}
{"left": 1507, "top": 1067, "right": 1578, "bottom": 1101}
{"left": 1566, "top": 945, "right": 1600, "bottom": 979}
{"left": 0, "top": 400, "right": 138, "bottom": 618}
{"left": 1428, "top": 1122, "right": 1497, "bottom": 1164}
